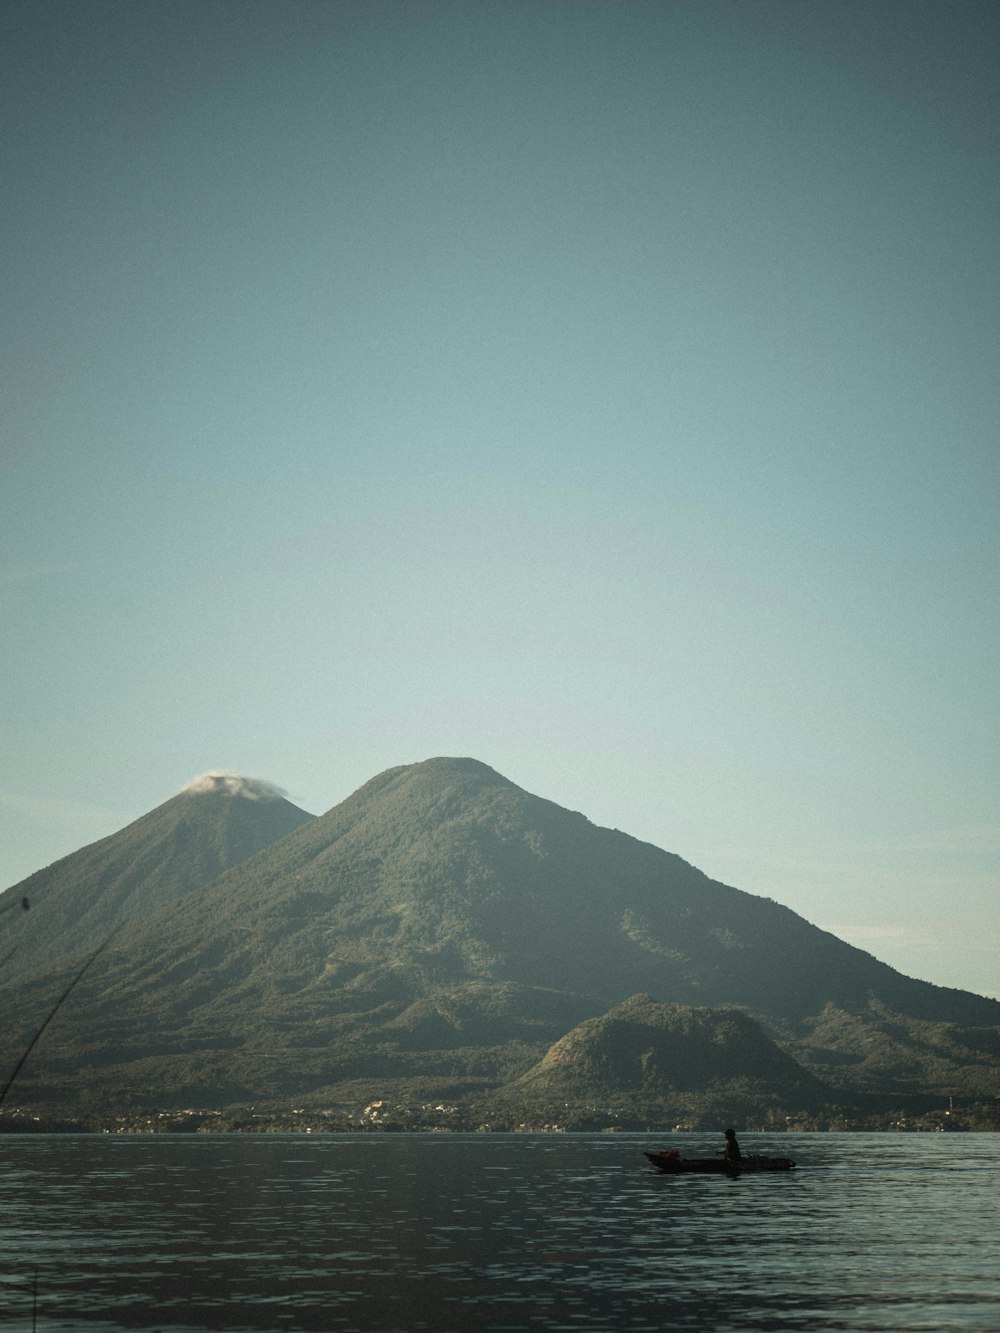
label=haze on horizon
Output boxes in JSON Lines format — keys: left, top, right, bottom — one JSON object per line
{"left": 2, "top": 1, "right": 997, "bottom": 1000}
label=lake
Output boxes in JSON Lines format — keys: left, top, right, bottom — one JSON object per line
{"left": 1, "top": 1132, "right": 998, "bottom": 1331}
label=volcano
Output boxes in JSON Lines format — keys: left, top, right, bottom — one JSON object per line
{"left": 2, "top": 758, "right": 997, "bottom": 1115}
{"left": 0, "top": 772, "right": 314, "bottom": 984}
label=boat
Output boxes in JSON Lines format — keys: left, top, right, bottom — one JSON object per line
{"left": 644, "top": 1149, "right": 796, "bottom": 1174}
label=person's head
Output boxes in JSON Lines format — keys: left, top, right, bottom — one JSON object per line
{"left": 724, "top": 1127, "right": 736, "bottom": 1139}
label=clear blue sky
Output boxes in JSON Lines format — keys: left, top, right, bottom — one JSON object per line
{"left": 3, "top": 0, "right": 997, "bottom": 998}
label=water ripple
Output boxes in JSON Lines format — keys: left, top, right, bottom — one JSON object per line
{"left": 1, "top": 1133, "right": 998, "bottom": 1331}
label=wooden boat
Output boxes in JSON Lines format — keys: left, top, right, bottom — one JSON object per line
{"left": 645, "top": 1149, "right": 796, "bottom": 1174}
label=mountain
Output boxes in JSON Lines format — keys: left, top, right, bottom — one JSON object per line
{"left": 0, "top": 772, "right": 314, "bottom": 983}
{"left": 1, "top": 757, "right": 997, "bottom": 1117}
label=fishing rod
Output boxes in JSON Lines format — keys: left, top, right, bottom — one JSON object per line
{"left": 0, "top": 928, "right": 120, "bottom": 1111}
{"left": 0, "top": 899, "right": 30, "bottom": 972}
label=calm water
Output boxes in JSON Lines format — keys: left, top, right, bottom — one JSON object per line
{"left": 1, "top": 1132, "right": 999, "bottom": 1332}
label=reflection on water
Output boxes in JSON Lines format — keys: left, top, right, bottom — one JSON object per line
{"left": 1, "top": 1133, "right": 998, "bottom": 1331}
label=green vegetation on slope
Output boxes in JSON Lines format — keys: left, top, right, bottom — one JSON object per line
{"left": 2, "top": 757, "right": 997, "bottom": 1117}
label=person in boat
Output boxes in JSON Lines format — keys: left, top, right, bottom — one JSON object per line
{"left": 722, "top": 1127, "right": 742, "bottom": 1162}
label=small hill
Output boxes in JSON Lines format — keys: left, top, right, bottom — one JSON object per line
{"left": 789, "top": 998, "right": 1000, "bottom": 1099}
{"left": 0, "top": 773, "right": 314, "bottom": 983}
{"left": 498, "top": 995, "right": 830, "bottom": 1123}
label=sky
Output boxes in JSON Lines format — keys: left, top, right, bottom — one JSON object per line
{"left": 2, "top": 0, "right": 997, "bottom": 999}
